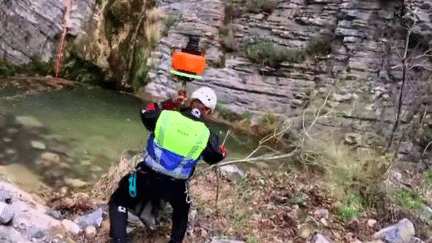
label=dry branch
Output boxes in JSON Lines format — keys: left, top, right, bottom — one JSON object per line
{"left": 385, "top": 6, "right": 417, "bottom": 152}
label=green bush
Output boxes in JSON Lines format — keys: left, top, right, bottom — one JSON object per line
{"left": 241, "top": 111, "right": 253, "bottom": 121}
{"left": 285, "top": 49, "right": 306, "bottom": 63}
{"left": 246, "top": 0, "right": 277, "bottom": 14}
{"left": 0, "top": 58, "right": 16, "bottom": 77}
{"left": 0, "top": 57, "right": 54, "bottom": 78}
{"left": 423, "top": 170, "right": 432, "bottom": 186}
{"left": 261, "top": 111, "right": 277, "bottom": 125}
{"left": 247, "top": 234, "right": 258, "bottom": 243}
{"left": 395, "top": 188, "right": 424, "bottom": 210}
{"left": 162, "top": 14, "right": 180, "bottom": 37}
{"left": 304, "top": 35, "right": 333, "bottom": 57}
{"left": 131, "top": 48, "right": 151, "bottom": 92}
{"left": 418, "top": 127, "right": 432, "bottom": 149}
{"left": 27, "top": 57, "right": 54, "bottom": 76}
{"left": 216, "top": 104, "right": 243, "bottom": 122}
{"left": 219, "top": 25, "right": 231, "bottom": 37}
{"left": 292, "top": 132, "right": 393, "bottom": 216}
{"left": 335, "top": 192, "right": 362, "bottom": 220}
{"left": 213, "top": 55, "right": 226, "bottom": 68}
{"left": 224, "top": 3, "right": 242, "bottom": 24}
{"left": 245, "top": 39, "right": 305, "bottom": 67}
{"left": 60, "top": 55, "right": 105, "bottom": 84}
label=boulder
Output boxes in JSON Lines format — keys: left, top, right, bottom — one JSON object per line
{"left": 211, "top": 239, "right": 245, "bottom": 243}
{"left": 39, "top": 152, "right": 61, "bottom": 165}
{"left": 64, "top": 178, "right": 87, "bottom": 189}
{"left": 14, "top": 116, "right": 43, "bottom": 128}
{"left": 89, "top": 165, "right": 103, "bottom": 172}
{"left": 30, "top": 141, "right": 46, "bottom": 150}
{"left": 333, "top": 93, "right": 354, "bottom": 102}
{"left": 0, "top": 191, "right": 12, "bottom": 204}
{"left": 0, "top": 180, "right": 48, "bottom": 211}
{"left": 85, "top": 225, "right": 97, "bottom": 236}
{"left": 313, "top": 209, "right": 329, "bottom": 220}
{"left": 61, "top": 219, "right": 81, "bottom": 234}
{"left": 298, "top": 223, "right": 315, "bottom": 239}
{"left": 391, "top": 171, "right": 402, "bottom": 184}
{"left": 75, "top": 208, "right": 103, "bottom": 228}
{"left": 312, "top": 234, "right": 331, "bottom": 243}
{"left": 372, "top": 218, "right": 415, "bottom": 243}
{"left": 0, "top": 202, "right": 14, "bottom": 224}
{"left": 218, "top": 165, "right": 246, "bottom": 182}
{"left": 48, "top": 210, "right": 62, "bottom": 220}
{"left": 409, "top": 237, "right": 425, "bottom": 243}
{"left": 12, "top": 207, "right": 61, "bottom": 239}
{"left": 0, "top": 225, "right": 26, "bottom": 243}
{"left": 367, "top": 219, "right": 378, "bottom": 228}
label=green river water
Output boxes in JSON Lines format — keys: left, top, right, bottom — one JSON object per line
{"left": 0, "top": 85, "right": 257, "bottom": 189}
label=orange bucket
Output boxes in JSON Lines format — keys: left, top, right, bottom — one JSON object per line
{"left": 171, "top": 50, "right": 206, "bottom": 75}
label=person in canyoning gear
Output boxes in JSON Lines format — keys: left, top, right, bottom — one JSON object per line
{"left": 109, "top": 87, "right": 228, "bottom": 243}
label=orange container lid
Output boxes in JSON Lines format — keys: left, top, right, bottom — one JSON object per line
{"left": 171, "top": 50, "right": 206, "bottom": 75}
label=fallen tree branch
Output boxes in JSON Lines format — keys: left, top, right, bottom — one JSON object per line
{"left": 205, "top": 148, "right": 298, "bottom": 171}
{"left": 409, "top": 63, "right": 432, "bottom": 72}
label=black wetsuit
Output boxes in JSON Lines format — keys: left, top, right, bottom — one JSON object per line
{"left": 109, "top": 100, "right": 225, "bottom": 243}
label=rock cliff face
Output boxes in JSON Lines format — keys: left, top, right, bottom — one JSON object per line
{"left": 0, "top": 0, "right": 95, "bottom": 65}
{"left": 144, "top": 0, "right": 432, "bottom": 166}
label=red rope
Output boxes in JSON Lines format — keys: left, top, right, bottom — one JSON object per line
{"left": 53, "top": 0, "right": 72, "bottom": 84}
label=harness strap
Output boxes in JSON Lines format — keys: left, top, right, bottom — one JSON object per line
{"left": 129, "top": 172, "right": 137, "bottom": 198}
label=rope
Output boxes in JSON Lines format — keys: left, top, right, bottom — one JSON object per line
{"left": 54, "top": 0, "right": 72, "bottom": 84}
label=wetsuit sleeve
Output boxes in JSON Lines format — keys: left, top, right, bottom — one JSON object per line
{"left": 201, "top": 132, "right": 225, "bottom": 165}
{"left": 141, "top": 99, "right": 176, "bottom": 132}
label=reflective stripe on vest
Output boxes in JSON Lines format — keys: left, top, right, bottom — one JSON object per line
{"left": 145, "top": 110, "right": 210, "bottom": 179}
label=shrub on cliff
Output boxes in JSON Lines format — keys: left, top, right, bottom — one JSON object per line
{"left": 64, "top": 0, "right": 163, "bottom": 91}
{"left": 245, "top": 39, "right": 305, "bottom": 67}
{"left": 221, "top": 25, "right": 240, "bottom": 52}
{"left": 304, "top": 35, "right": 333, "bottom": 57}
{"left": 0, "top": 58, "right": 16, "bottom": 78}
{"left": 291, "top": 130, "right": 393, "bottom": 219}
{"left": 245, "top": 0, "right": 277, "bottom": 14}
{"left": 0, "top": 57, "right": 54, "bottom": 78}
{"left": 223, "top": 1, "right": 243, "bottom": 25}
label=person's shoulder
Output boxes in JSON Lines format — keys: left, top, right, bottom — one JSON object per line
{"left": 181, "top": 108, "right": 204, "bottom": 121}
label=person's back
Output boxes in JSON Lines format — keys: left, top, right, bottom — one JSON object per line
{"left": 142, "top": 109, "right": 210, "bottom": 180}
{"left": 109, "top": 87, "right": 227, "bottom": 243}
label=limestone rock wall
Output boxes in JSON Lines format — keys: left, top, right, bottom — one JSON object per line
{"left": 144, "top": 0, "right": 432, "bottom": 166}
{"left": 0, "top": 0, "right": 96, "bottom": 65}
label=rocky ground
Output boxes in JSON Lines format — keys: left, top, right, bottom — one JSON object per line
{"left": 0, "top": 158, "right": 430, "bottom": 243}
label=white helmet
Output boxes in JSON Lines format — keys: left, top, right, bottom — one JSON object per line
{"left": 191, "top": 87, "right": 217, "bottom": 112}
